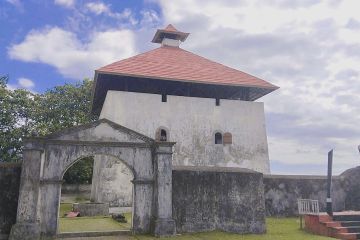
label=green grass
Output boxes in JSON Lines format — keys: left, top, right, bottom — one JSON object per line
{"left": 59, "top": 203, "right": 72, "bottom": 218}
{"left": 59, "top": 203, "right": 331, "bottom": 239}
{"left": 59, "top": 216, "right": 131, "bottom": 232}
{"left": 132, "top": 218, "right": 332, "bottom": 240}
{"left": 59, "top": 203, "right": 132, "bottom": 232}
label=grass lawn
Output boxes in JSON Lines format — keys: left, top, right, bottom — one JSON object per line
{"left": 59, "top": 204, "right": 331, "bottom": 240}
{"left": 132, "top": 218, "right": 332, "bottom": 240}
{"left": 59, "top": 216, "right": 131, "bottom": 232}
{"left": 59, "top": 203, "right": 132, "bottom": 232}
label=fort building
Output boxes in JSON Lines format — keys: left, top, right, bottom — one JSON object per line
{"left": 90, "top": 24, "right": 278, "bottom": 206}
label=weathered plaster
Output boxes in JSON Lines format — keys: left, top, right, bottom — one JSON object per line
{"left": 172, "top": 166, "right": 266, "bottom": 234}
{"left": 91, "top": 155, "right": 133, "bottom": 207}
{"left": 263, "top": 175, "right": 346, "bottom": 216}
{"left": 9, "top": 119, "right": 176, "bottom": 239}
{"left": 100, "top": 91, "right": 270, "bottom": 173}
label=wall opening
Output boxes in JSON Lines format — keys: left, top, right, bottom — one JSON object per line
{"left": 58, "top": 155, "right": 133, "bottom": 234}
{"left": 156, "top": 127, "right": 169, "bottom": 142}
{"left": 160, "top": 129, "right": 167, "bottom": 141}
{"left": 162, "top": 94, "right": 167, "bottom": 102}
{"left": 215, "top": 132, "right": 223, "bottom": 144}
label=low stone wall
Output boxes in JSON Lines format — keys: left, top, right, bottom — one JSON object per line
{"left": 263, "top": 175, "right": 346, "bottom": 216}
{"left": 0, "top": 163, "right": 21, "bottom": 238}
{"left": 340, "top": 166, "right": 360, "bottom": 211}
{"left": 61, "top": 184, "right": 91, "bottom": 194}
{"left": 73, "top": 202, "right": 109, "bottom": 217}
{"left": 172, "top": 166, "right": 266, "bottom": 234}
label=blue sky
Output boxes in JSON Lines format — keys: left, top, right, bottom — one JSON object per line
{"left": 1, "top": 0, "right": 360, "bottom": 175}
{"left": 0, "top": 0, "right": 160, "bottom": 91}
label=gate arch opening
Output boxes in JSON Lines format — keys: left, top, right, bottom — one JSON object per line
{"left": 58, "top": 154, "right": 134, "bottom": 233}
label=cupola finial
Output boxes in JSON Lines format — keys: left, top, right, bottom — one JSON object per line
{"left": 151, "top": 24, "right": 190, "bottom": 47}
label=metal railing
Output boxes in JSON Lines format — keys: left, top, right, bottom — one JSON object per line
{"left": 298, "top": 199, "right": 320, "bottom": 215}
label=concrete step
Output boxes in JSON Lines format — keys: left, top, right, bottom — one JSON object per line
{"left": 57, "top": 230, "right": 131, "bottom": 238}
{"left": 334, "top": 215, "right": 360, "bottom": 222}
{"left": 332, "top": 226, "right": 360, "bottom": 234}
{"left": 323, "top": 221, "right": 342, "bottom": 227}
{"left": 341, "top": 222, "right": 360, "bottom": 227}
{"left": 336, "top": 232, "right": 360, "bottom": 240}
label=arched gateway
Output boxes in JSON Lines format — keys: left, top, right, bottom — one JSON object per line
{"left": 9, "top": 119, "right": 176, "bottom": 239}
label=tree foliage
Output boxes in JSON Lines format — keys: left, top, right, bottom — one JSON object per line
{"left": 0, "top": 75, "right": 35, "bottom": 162}
{"left": 0, "top": 77, "right": 97, "bottom": 183}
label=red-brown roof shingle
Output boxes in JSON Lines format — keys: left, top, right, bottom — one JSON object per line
{"left": 97, "top": 46, "right": 278, "bottom": 89}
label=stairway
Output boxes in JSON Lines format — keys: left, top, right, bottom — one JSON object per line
{"left": 305, "top": 213, "right": 360, "bottom": 240}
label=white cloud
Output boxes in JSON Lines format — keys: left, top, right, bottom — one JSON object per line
{"left": 86, "top": 2, "right": 109, "bottom": 15}
{"left": 84, "top": 2, "right": 137, "bottom": 24}
{"left": 140, "top": 9, "right": 161, "bottom": 27}
{"left": 6, "top": 77, "right": 35, "bottom": 91}
{"left": 18, "top": 77, "right": 34, "bottom": 88}
{"left": 54, "top": 0, "right": 75, "bottom": 8}
{"left": 157, "top": 0, "right": 360, "bottom": 174}
{"left": 8, "top": 27, "right": 136, "bottom": 79}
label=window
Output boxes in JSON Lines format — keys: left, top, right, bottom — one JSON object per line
{"left": 160, "top": 129, "right": 167, "bottom": 141}
{"left": 156, "top": 128, "right": 169, "bottom": 142}
{"left": 215, "top": 132, "right": 223, "bottom": 144}
{"left": 223, "top": 132, "right": 232, "bottom": 144}
{"left": 216, "top": 98, "right": 220, "bottom": 106}
{"left": 162, "top": 94, "right": 167, "bottom": 102}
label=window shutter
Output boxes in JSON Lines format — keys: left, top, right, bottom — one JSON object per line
{"left": 223, "top": 132, "right": 232, "bottom": 144}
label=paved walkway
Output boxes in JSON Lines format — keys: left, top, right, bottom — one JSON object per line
{"left": 58, "top": 236, "right": 132, "bottom": 240}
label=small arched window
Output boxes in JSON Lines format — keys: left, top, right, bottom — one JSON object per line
{"left": 215, "top": 132, "right": 223, "bottom": 144}
{"left": 160, "top": 129, "right": 167, "bottom": 141}
{"left": 156, "top": 128, "right": 168, "bottom": 142}
{"left": 223, "top": 132, "right": 232, "bottom": 144}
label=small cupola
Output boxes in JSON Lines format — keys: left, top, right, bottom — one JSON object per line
{"left": 151, "top": 24, "right": 190, "bottom": 47}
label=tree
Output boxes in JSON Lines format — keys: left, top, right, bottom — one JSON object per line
{"left": 0, "top": 77, "right": 97, "bottom": 184}
{"left": 33, "top": 79, "right": 96, "bottom": 135}
{"left": 0, "top": 76, "right": 35, "bottom": 162}
{"left": 33, "top": 79, "right": 97, "bottom": 184}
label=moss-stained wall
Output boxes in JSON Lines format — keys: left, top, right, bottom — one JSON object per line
{"left": 0, "top": 163, "right": 21, "bottom": 237}
{"left": 263, "top": 175, "right": 346, "bottom": 216}
{"left": 172, "top": 166, "right": 266, "bottom": 234}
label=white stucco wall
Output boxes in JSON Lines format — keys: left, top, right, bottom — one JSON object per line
{"left": 91, "top": 155, "right": 133, "bottom": 207}
{"left": 100, "top": 91, "right": 270, "bottom": 173}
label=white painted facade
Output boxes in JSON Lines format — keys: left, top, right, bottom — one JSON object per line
{"left": 100, "top": 90, "right": 270, "bottom": 173}
{"left": 91, "top": 90, "right": 271, "bottom": 205}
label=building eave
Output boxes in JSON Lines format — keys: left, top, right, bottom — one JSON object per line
{"left": 94, "top": 70, "right": 279, "bottom": 91}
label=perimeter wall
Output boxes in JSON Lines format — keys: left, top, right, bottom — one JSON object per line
{"left": 0, "top": 163, "right": 21, "bottom": 240}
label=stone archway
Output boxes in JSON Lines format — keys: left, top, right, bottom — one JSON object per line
{"left": 9, "top": 119, "right": 176, "bottom": 240}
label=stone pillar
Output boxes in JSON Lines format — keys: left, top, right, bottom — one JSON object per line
{"left": 39, "top": 180, "right": 62, "bottom": 238}
{"left": 90, "top": 155, "right": 103, "bottom": 202}
{"left": 9, "top": 149, "right": 42, "bottom": 240}
{"left": 153, "top": 143, "right": 176, "bottom": 237}
{"left": 132, "top": 179, "right": 153, "bottom": 234}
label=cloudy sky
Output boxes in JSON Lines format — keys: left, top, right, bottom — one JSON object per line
{"left": 1, "top": 0, "right": 360, "bottom": 175}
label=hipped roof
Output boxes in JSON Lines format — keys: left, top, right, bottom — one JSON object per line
{"left": 96, "top": 46, "right": 278, "bottom": 90}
